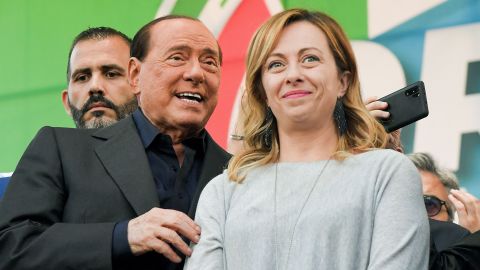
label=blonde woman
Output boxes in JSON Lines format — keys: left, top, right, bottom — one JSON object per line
{"left": 185, "top": 9, "right": 429, "bottom": 270}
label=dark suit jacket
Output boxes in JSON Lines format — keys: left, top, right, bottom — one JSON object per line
{"left": 429, "top": 219, "right": 480, "bottom": 270}
{"left": 430, "top": 219, "right": 470, "bottom": 252}
{"left": 0, "top": 116, "right": 230, "bottom": 270}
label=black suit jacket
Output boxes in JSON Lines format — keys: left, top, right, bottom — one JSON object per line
{"left": 430, "top": 219, "right": 470, "bottom": 252}
{"left": 429, "top": 219, "right": 480, "bottom": 270}
{"left": 0, "top": 116, "right": 230, "bottom": 270}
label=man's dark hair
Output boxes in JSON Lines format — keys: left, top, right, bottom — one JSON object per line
{"left": 408, "top": 152, "right": 459, "bottom": 191}
{"left": 66, "top": 27, "right": 132, "bottom": 82}
{"left": 131, "top": 15, "right": 222, "bottom": 64}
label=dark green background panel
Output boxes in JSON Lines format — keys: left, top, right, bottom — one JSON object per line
{"left": 0, "top": 0, "right": 162, "bottom": 171}
{"left": 282, "top": 0, "right": 368, "bottom": 39}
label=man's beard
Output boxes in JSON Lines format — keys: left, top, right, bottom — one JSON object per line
{"left": 69, "top": 93, "right": 138, "bottom": 129}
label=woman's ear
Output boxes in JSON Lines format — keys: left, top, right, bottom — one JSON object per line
{"left": 338, "top": 71, "right": 351, "bottom": 97}
{"left": 128, "top": 57, "right": 142, "bottom": 95}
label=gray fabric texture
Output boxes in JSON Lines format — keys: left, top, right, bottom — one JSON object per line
{"left": 184, "top": 149, "right": 430, "bottom": 270}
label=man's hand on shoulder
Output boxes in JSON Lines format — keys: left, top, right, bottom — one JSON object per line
{"left": 127, "top": 208, "right": 201, "bottom": 262}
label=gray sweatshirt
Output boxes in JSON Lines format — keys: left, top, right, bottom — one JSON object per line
{"left": 184, "top": 149, "right": 429, "bottom": 270}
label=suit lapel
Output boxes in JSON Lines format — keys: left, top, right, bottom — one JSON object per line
{"left": 93, "top": 117, "right": 159, "bottom": 216}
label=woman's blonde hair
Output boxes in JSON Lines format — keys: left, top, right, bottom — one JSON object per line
{"left": 228, "top": 9, "right": 388, "bottom": 182}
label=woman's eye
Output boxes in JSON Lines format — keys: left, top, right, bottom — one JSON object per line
{"left": 267, "top": 61, "right": 283, "bottom": 70}
{"left": 303, "top": 55, "right": 319, "bottom": 63}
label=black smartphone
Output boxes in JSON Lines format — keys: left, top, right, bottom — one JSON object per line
{"left": 378, "top": 81, "right": 429, "bottom": 133}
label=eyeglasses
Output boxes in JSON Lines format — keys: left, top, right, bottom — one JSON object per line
{"left": 423, "top": 195, "right": 450, "bottom": 218}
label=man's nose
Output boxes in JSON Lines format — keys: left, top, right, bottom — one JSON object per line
{"left": 89, "top": 74, "right": 106, "bottom": 95}
{"left": 183, "top": 61, "right": 205, "bottom": 85}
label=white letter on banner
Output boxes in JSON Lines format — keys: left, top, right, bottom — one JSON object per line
{"left": 415, "top": 23, "right": 480, "bottom": 171}
{"left": 352, "top": 41, "right": 406, "bottom": 98}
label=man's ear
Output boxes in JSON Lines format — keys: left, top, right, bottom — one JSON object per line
{"left": 61, "top": 89, "right": 72, "bottom": 116}
{"left": 128, "top": 57, "right": 142, "bottom": 95}
{"left": 338, "top": 71, "right": 351, "bottom": 97}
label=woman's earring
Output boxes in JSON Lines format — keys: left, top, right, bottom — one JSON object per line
{"left": 333, "top": 97, "right": 347, "bottom": 136}
{"left": 264, "top": 107, "right": 273, "bottom": 147}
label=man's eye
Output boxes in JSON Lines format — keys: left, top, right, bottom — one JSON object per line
{"left": 105, "top": 71, "right": 119, "bottom": 78}
{"left": 75, "top": 74, "right": 88, "bottom": 82}
{"left": 204, "top": 59, "right": 218, "bottom": 67}
{"left": 169, "top": 55, "right": 184, "bottom": 61}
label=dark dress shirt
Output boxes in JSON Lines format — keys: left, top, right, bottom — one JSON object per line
{"left": 113, "top": 109, "right": 207, "bottom": 269}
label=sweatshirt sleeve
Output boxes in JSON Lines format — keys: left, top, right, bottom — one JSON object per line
{"left": 184, "top": 173, "right": 227, "bottom": 270}
{"left": 368, "top": 152, "right": 430, "bottom": 270}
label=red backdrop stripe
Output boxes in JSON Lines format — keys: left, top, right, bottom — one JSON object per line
{"left": 206, "top": 0, "right": 271, "bottom": 148}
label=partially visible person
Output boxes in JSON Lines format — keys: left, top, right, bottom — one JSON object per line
{"left": 409, "top": 153, "right": 480, "bottom": 233}
{"left": 408, "top": 154, "right": 471, "bottom": 252}
{"left": 365, "top": 97, "right": 480, "bottom": 268}
{"left": 185, "top": 9, "right": 429, "bottom": 270}
{"left": 409, "top": 152, "right": 458, "bottom": 222}
{"left": 0, "top": 28, "right": 136, "bottom": 200}
{"left": 427, "top": 191, "right": 480, "bottom": 269}
{"left": 365, "top": 96, "right": 480, "bottom": 233}
{"left": 0, "top": 16, "right": 229, "bottom": 270}
{"left": 62, "top": 27, "right": 138, "bottom": 129}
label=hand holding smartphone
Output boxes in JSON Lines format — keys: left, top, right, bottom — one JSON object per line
{"left": 378, "top": 81, "right": 429, "bottom": 133}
